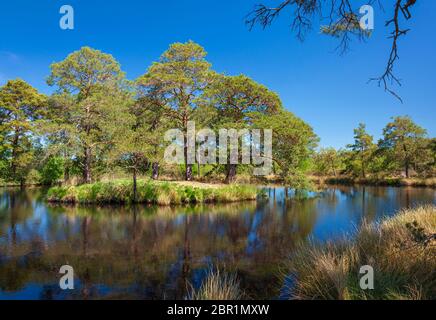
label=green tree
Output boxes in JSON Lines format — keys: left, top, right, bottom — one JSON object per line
{"left": 366, "top": 147, "right": 395, "bottom": 178}
{"left": 39, "top": 94, "right": 79, "bottom": 183}
{"left": 203, "top": 74, "right": 282, "bottom": 183}
{"left": 115, "top": 152, "right": 149, "bottom": 202}
{"left": 134, "top": 84, "right": 175, "bottom": 180}
{"left": 313, "top": 148, "right": 344, "bottom": 177}
{"left": 428, "top": 138, "right": 436, "bottom": 173}
{"left": 40, "top": 156, "right": 64, "bottom": 186}
{"left": 137, "top": 41, "right": 213, "bottom": 181}
{"left": 347, "top": 123, "right": 375, "bottom": 178}
{"left": 0, "top": 79, "right": 46, "bottom": 186}
{"left": 46, "top": 47, "right": 129, "bottom": 183}
{"left": 251, "top": 109, "right": 318, "bottom": 189}
{"left": 423, "top": 138, "right": 436, "bottom": 176}
{"left": 380, "top": 116, "right": 427, "bottom": 178}
{"left": 110, "top": 95, "right": 166, "bottom": 201}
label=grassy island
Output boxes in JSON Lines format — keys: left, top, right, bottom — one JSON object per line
{"left": 47, "top": 180, "right": 260, "bottom": 205}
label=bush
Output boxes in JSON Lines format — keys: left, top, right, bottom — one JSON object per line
{"left": 26, "top": 169, "right": 42, "bottom": 185}
{"left": 40, "top": 156, "right": 64, "bottom": 185}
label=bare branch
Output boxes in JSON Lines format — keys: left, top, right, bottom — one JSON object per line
{"left": 369, "top": 0, "right": 413, "bottom": 103}
{"left": 246, "top": 0, "right": 418, "bottom": 102}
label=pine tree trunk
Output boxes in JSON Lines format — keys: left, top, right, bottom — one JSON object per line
{"left": 403, "top": 143, "right": 409, "bottom": 178}
{"left": 152, "top": 162, "right": 159, "bottom": 180}
{"left": 184, "top": 139, "right": 192, "bottom": 181}
{"left": 64, "top": 166, "right": 70, "bottom": 184}
{"left": 132, "top": 168, "right": 137, "bottom": 203}
{"left": 185, "top": 164, "right": 193, "bottom": 181}
{"left": 83, "top": 147, "right": 92, "bottom": 184}
{"left": 10, "top": 129, "right": 20, "bottom": 178}
{"left": 225, "top": 164, "right": 237, "bottom": 184}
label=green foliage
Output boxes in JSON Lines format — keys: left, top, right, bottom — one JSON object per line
{"left": 312, "top": 116, "right": 434, "bottom": 180}
{"left": 1, "top": 45, "right": 434, "bottom": 187}
{"left": 117, "top": 83, "right": 175, "bottom": 180}
{"left": 380, "top": 116, "right": 428, "bottom": 178}
{"left": 203, "top": 74, "right": 282, "bottom": 126}
{"left": 136, "top": 41, "right": 215, "bottom": 180}
{"left": 346, "top": 123, "right": 375, "bottom": 178}
{"left": 202, "top": 73, "right": 283, "bottom": 182}
{"left": 312, "top": 148, "right": 344, "bottom": 177}
{"left": 39, "top": 156, "right": 64, "bottom": 185}
{"left": 0, "top": 79, "right": 46, "bottom": 184}
{"left": 251, "top": 109, "right": 318, "bottom": 189}
{"left": 26, "top": 169, "right": 42, "bottom": 185}
{"left": 321, "top": 12, "right": 372, "bottom": 39}
{"left": 0, "top": 159, "right": 7, "bottom": 181}
{"left": 47, "top": 46, "right": 125, "bottom": 92}
{"left": 46, "top": 46, "right": 131, "bottom": 183}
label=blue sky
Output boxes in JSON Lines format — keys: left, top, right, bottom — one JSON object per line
{"left": 0, "top": 0, "right": 435, "bottom": 148}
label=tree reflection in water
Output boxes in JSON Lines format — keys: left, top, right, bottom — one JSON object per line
{"left": 0, "top": 186, "right": 434, "bottom": 299}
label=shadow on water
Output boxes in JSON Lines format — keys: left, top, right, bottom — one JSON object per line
{"left": 0, "top": 185, "right": 434, "bottom": 299}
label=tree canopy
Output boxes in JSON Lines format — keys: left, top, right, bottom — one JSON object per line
{"left": 0, "top": 43, "right": 433, "bottom": 189}
{"left": 0, "top": 79, "right": 46, "bottom": 185}
{"left": 137, "top": 41, "right": 214, "bottom": 181}
{"left": 46, "top": 46, "right": 131, "bottom": 183}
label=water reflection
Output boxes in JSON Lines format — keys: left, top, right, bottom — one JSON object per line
{"left": 0, "top": 186, "right": 434, "bottom": 299}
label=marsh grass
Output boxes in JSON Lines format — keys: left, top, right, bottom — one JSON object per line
{"left": 189, "top": 269, "right": 243, "bottom": 300}
{"left": 47, "top": 179, "right": 258, "bottom": 205}
{"left": 284, "top": 205, "right": 436, "bottom": 300}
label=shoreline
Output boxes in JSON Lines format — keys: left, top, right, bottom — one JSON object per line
{"left": 3, "top": 176, "right": 436, "bottom": 192}
{"left": 311, "top": 176, "right": 436, "bottom": 188}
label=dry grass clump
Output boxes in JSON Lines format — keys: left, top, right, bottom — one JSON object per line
{"left": 190, "top": 269, "right": 244, "bottom": 300}
{"left": 285, "top": 205, "right": 436, "bottom": 300}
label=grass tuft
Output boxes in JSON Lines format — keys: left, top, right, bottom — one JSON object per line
{"left": 189, "top": 269, "right": 243, "bottom": 300}
{"left": 284, "top": 205, "right": 436, "bottom": 300}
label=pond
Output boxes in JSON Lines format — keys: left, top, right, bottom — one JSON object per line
{"left": 0, "top": 186, "right": 435, "bottom": 300}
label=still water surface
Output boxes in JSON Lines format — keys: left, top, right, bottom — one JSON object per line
{"left": 0, "top": 186, "right": 434, "bottom": 299}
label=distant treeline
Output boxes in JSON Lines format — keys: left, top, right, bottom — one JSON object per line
{"left": 312, "top": 120, "right": 435, "bottom": 179}
{"left": 0, "top": 42, "right": 434, "bottom": 189}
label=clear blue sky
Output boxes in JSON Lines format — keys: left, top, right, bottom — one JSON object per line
{"left": 1, "top": 0, "right": 435, "bottom": 148}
